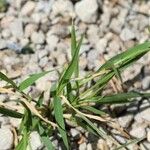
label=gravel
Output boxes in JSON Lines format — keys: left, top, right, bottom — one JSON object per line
{"left": 120, "top": 27, "right": 135, "bottom": 41}
{"left": 0, "top": 0, "right": 150, "bottom": 149}
{"left": 0, "top": 127, "right": 13, "bottom": 150}
{"left": 75, "top": 0, "right": 98, "bottom": 23}
{"left": 29, "top": 131, "right": 43, "bottom": 150}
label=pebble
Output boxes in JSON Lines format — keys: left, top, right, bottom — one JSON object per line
{"left": 51, "top": 0, "right": 74, "bottom": 18}
{"left": 142, "top": 76, "right": 150, "bottom": 90}
{"left": 70, "top": 128, "right": 80, "bottom": 138}
{"left": 109, "top": 18, "right": 123, "bottom": 34}
{"left": 31, "top": 31, "right": 45, "bottom": 44}
{"left": 24, "top": 24, "right": 38, "bottom": 38}
{"left": 130, "top": 126, "right": 146, "bottom": 138}
{"left": 79, "top": 142, "right": 87, "bottom": 150}
{"left": 29, "top": 131, "right": 43, "bottom": 150}
{"left": 118, "top": 114, "right": 133, "bottom": 128}
{"left": 96, "top": 38, "right": 108, "bottom": 54}
{"left": 87, "top": 143, "right": 92, "bottom": 150}
{"left": 10, "top": 19, "right": 23, "bottom": 38}
{"left": 75, "top": 0, "right": 98, "bottom": 23}
{"left": 139, "top": 108, "right": 150, "bottom": 122}
{"left": 0, "top": 127, "right": 13, "bottom": 150}
{"left": 46, "top": 34, "right": 59, "bottom": 51}
{"left": 120, "top": 28, "right": 135, "bottom": 41}
{"left": 0, "top": 39, "right": 6, "bottom": 50}
{"left": 21, "top": 1, "right": 36, "bottom": 16}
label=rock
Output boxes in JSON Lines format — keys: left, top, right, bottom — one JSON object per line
{"left": 38, "top": 49, "right": 48, "bottom": 59}
{"left": 120, "top": 28, "right": 135, "bottom": 41}
{"left": 31, "top": 31, "right": 45, "bottom": 44}
{"left": 87, "top": 143, "right": 92, "bottom": 150}
{"left": 87, "top": 25, "right": 99, "bottom": 45}
{"left": 9, "top": 118, "right": 21, "bottom": 128}
{"left": 21, "top": 1, "right": 36, "bottom": 16}
{"left": 24, "top": 24, "right": 38, "bottom": 38}
{"left": 36, "top": 1, "right": 53, "bottom": 14}
{"left": 139, "top": 108, "right": 150, "bottom": 122}
{"left": 48, "top": 24, "right": 69, "bottom": 38}
{"left": 31, "top": 12, "right": 47, "bottom": 24}
{"left": 109, "top": 18, "right": 123, "bottom": 34}
{"left": 39, "top": 56, "right": 48, "bottom": 68}
{"left": 0, "top": 39, "right": 6, "bottom": 50}
{"left": 130, "top": 125, "right": 146, "bottom": 138}
{"left": 96, "top": 38, "right": 108, "bottom": 54}
{"left": 0, "top": 127, "right": 13, "bottom": 150}
{"left": 29, "top": 131, "right": 43, "bottom": 150}
{"left": 46, "top": 34, "right": 59, "bottom": 51}
{"left": 0, "top": 116, "right": 9, "bottom": 125}
{"left": 75, "top": 0, "right": 98, "bottom": 23}
{"left": 51, "top": 0, "right": 74, "bottom": 18}
{"left": 79, "top": 142, "right": 87, "bottom": 150}
{"left": 56, "top": 53, "right": 66, "bottom": 65}
{"left": 1, "top": 29, "right": 11, "bottom": 38}
{"left": 70, "top": 128, "right": 80, "bottom": 139}
{"left": 114, "top": 135, "right": 126, "bottom": 144}
{"left": 142, "top": 76, "right": 150, "bottom": 90}
{"left": 10, "top": 19, "right": 23, "bottom": 38}
{"left": 118, "top": 114, "right": 133, "bottom": 128}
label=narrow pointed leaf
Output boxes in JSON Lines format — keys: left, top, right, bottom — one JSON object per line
{"left": 53, "top": 96, "right": 69, "bottom": 149}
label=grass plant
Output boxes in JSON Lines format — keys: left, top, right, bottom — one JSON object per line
{"left": 0, "top": 24, "right": 150, "bottom": 149}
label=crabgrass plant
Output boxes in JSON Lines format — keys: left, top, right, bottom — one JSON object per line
{"left": 0, "top": 25, "right": 150, "bottom": 150}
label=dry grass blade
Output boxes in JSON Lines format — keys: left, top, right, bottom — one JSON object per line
{"left": 0, "top": 87, "right": 57, "bottom": 128}
{"left": 60, "top": 95, "right": 108, "bottom": 122}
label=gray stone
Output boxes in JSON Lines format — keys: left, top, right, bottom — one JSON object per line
{"left": 39, "top": 56, "right": 48, "bottom": 68}
{"left": 1, "top": 29, "right": 11, "bottom": 38}
{"left": 51, "top": 0, "right": 74, "bottom": 18}
{"left": 142, "top": 76, "right": 150, "bottom": 90}
{"left": 79, "top": 142, "right": 87, "bottom": 150}
{"left": 139, "top": 108, "right": 150, "bottom": 122}
{"left": 29, "top": 131, "right": 43, "bottom": 150}
{"left": 0, "top": 39, "right": 6, "bottom": 50}
{"left": 0, "top": 127, "right": 13, "bottom": 150}
{"left": 38, "top": 49, "right": 48, "bottom": 59}
{"left": 96, "top": 38, "right": 108, "bottom": 53}
{"left": 118, "top": 114, "right": 133, "bottom": 128}
{"left": 21, "top": 1, "right": 36, "bottom": 16}
{"left": 70, "top": 128, "right": 80, "bottom": 138}
{"left": 10, "top": 19, "right": 23, "bottom": 38}
{"left": 87, "top": 25, "right": 99, "bottom": 45}
{"left": 120, "top": 28, "right": 135, "bottom": 41}
{"left": 114, "top": 135, "right": 126, "bottom": 144}
{"left": 46, "top": 34, "right": 59, "bottom": 51}
{"left": 87, "top": 143, "right": 92, "bottom": 150}
{"left": 109, "top": 18, "right": 123, "bottom": 34}
{"left": 130, "top": 126, "right": 146, "bottom": 138}
{"left": 75, "top": 0, "right": 98, "bottom": 23}
{"left": 31, "top": 31, "right": 45, "bottom": 44}
{"left": 24, "top": 24, "right": 38, "bottom": 38}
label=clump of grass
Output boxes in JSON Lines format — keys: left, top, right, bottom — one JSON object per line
{"left": 0, "top": 24, "right": 150, "bottom": 149}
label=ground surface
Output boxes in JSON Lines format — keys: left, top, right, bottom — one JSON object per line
{"left": 0, "top": 0, "right": 150, "bottom": 149}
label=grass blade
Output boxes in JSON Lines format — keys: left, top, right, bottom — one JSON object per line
{"left": 19, "top": 70, "right": 54, "bottom": 91}
{"left": 98, "top": 42, "right": 150, "bottom": 71}
{"left": 0, "top": 106, "right": 23, "bottom": 118}
{"left": 53, "top": 96, "right": 69, "bottom": 150}
{"left": 57, "top": 34, "right": 84, "bottom": 94}
{"left": 0, "top": 72, "right": 18, "bottom": 89}
{"left": 80, "top": 91, "right": 150, "bottom": 104}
